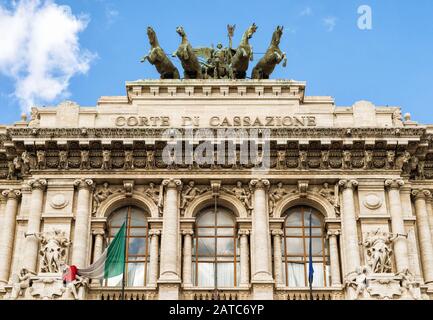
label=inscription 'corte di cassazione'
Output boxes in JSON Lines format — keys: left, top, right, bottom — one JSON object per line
{"left": 115, "top": 115, "right": 317, "bottom": 127}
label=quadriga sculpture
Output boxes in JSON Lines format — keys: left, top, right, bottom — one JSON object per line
{"left": 251, "top": 26, "right": 287, "bottom": 79}
{"left": 173, "top": 26, "right": 203, "bottom": 79}
{"left": 140, "top": 26, "right": 180, "bottom": 79}
{"left": 229, "top": 23, "right": 257, "bottom": 79}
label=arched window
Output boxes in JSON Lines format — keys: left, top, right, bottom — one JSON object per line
{"left": 281, "top": 206, "right": 330, "bottom": 288}
{"left": 105, "top": 206, "right": 149, "bottom": 287}
{"left": 193, "top": 206, "right": 239, "bottom": 288}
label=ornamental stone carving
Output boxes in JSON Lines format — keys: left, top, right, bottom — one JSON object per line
{"left": 345, "top": 266, "right": 368, "bottom": 300}
{"left": 321, "top": 150, "right": 330, "bottom": 169}
{"left": 338, "top": 179, "right": 358, "bottom": 190}
{"left": 342, "top": 151, "right": 352, "bottom": 169}
{"left": 268, "top": 182, "right": 291, "bottom": 215}
{"left": 319, "top": 183, "right": 340, "bottom": 214}
{"left": 395, "top": 151, "right": 411, "bottom": 173}
{"left": 25, "top": 229, "right": 72, "bottom": 273}
{"left": 384, "top": 178, "right": 404, "bottom": 190}
{"left": 276, "top": 150, "right": 286, "bottom": 170}
{"left": 36, "top": 150, "right": 46, "bottom": 169}
{"left": 146, "top": 150, "right": 156, "bottom": 169}
{"left": 386, "top": 151, "right": 395, "bottom": 169}
{"left": 92, "top": 182, "right": 121, "bottom": 214}
{"left": 27, "top": 178, "right": 47, "bottom": 191}
{"left": 299, "top": 151, "right": 308, "bottom": 169}
{"left": 7, "top": 268, "right": 36, "bottom": 300}
{"left": 73, "top": 178, "right": 94, "bottom": 190}
{"left": 50, "top": 193, "right": 69, "bottom": 209}
{"left": 362, "top": 229, "right": 398, "bottom": 274}
{"left": 362, "top": 194, "right": 383, "bottom": 210}
{"left": 124, "top": 150, "right": 134, "bottom": 170}
{"left": 101, "top": 150, "right": 112, "bottom": 170}
{"left": 58, "top": 150, "right": 68, "bottom": 169}
{"left": 80, "top": 150, "right": 90, "bottom": 170}
{"left": 180, "top": 181, "right": 209, "bottom": 212}
{"left": 223, "top": 181, "right": 253, "bottom": 211}
{"left": 364, "top": 150, "right": 373, "bottom": 169}
{"left": 144, "top": 182, "right": 164, "bottom": 215}
{"left": 297, "top": 180, "right": 309, "bottom": 198}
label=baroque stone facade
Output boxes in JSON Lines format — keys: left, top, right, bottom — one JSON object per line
{"left": 0, "top": 79, "right": 433, "bottom": 300}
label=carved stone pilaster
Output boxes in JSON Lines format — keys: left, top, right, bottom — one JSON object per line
{"left": 411, "top": 189, "right": 431, "bottom": 200}
{"left": 162, "top": 178, "right": 183, "bottom": 190}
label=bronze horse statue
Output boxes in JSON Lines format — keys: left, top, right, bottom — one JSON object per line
{"left": 252, "top": 26, "right": 287, "bottom": 79}
{"left": 230, "top": 23, "right": 257, "bottom": 79}
{"left": 173, "top": 26, "right": 203, "bottom": 79}
{"left": 140, "top": 27, "right": 180, "bottom": 79}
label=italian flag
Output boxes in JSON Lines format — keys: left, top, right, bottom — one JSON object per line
{"left": 75, "top": 222, "right": 126, "bottom": 280}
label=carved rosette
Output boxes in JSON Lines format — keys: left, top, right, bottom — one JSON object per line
{"left": 338, "top": 179, "right": 358, "bottom": 190}
{"left": 384, "top": 179, "right": 404, "bottom": 190}
{"left": 73, "top": 178, "right": 94, "bottom": 190}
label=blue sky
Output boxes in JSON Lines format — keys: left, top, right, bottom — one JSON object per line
{"left": 1, "top": 0, "right": 433, "bottom": 124}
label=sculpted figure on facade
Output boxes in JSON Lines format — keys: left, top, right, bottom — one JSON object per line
{"left": 392, "top": 109, "right": 404, "bottom": 127}
{"left": 319, "top": 183, "right": 340, "bottom": 215}
{"left": 58, "top": 150, "right": 68, "bottom": 170}
{"left": 364, "top": 150, "right": 373, "bottom": 169}
{"left": 223, "top": 181, "right": 253, "bottom": 211}
{"left": 101, "top": 150, "right": 112, "bottom": 170}
{"left": 362, "top": 229, "right": 398, "bottom": 274}
{"left": 93, "top": 182, "right": 120, "bottom": 214}
{"left": 173, "top": 26, "right": 203, "bottom": 79}
{"left": 276, "top": 150, "right": 286, "bottom": 170}
{"left": 13, "top": 156, "right": 22, "bottom": 175}
{"left": 140, "top": 26, "right": 180, "bottom": 79}
{"left": 386, "top": 151, "right": 395, "bottom": 169}
{"left": 28, "top": 107, "right": 40, "bottom": 127}
{"left": 342, "top": 151, "right": 352, "bottom": 169}
{"left": 395, "top": 151, "right": 411, "bottom": 173}
{"left": 8, "top": 268, "right": 36, "bottom": 300}
{"left": 180, "top": 181, "right": 209, "bottom": 211}
{"left": 123, "top": 150, "right": 134, "bottom": 170}
{"left": 61, "top": 263, "right": 88, "bottom": 300}
{"left": 144, "top": 182, "right": 164, "bottom": 215}
{"left": 397, "top": 268, "right": 422, "bottom": 300}
{"left": 416, "top": 160, "right": 425, "bottom": 180}
{"left": 26, "top": 230, "right": 72, "bottom": 273}
{"left": 145, "top": 150, "right": 155, "bottom": 169}
{"left": 230, "top": 23, "right": 257, "bottom": 79}
{"left": 345, "top": 266, "right": 368, "bottom": 300}
{"left": 269, "top": 182, "right": 290, "bottom": 214}
{"left": 21, "top": 151, "right": 33, "bottom": 174}
{"left": 251, "top": 26, "right": 286, "bottom": 79}
{"left": 36, "top": 150, "right": 46, "bottom": 170}
{"left": 80, "top": 150, "right": 90, "bottom": 170}
{"left": 299, "top": 151, "right": 308, "bottom": 169}
{"left": 7, "top": 160, "right": 16, "bottom": 180}
{"left": 321, "top": 150, "right": 330, "bottom": 169}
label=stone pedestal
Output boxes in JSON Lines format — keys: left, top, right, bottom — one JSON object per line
{"left": 251, "top": 282, "right": 274, "bottom": 300}
{"left": 158, "top": 281, "right": 181, "bottom": 300}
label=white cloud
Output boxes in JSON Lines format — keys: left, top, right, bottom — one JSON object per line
{"left": 0, "top": 0, "right": 95, "bottom": 112}
{"left": 323, "top": 16, "right": 337, "bottom": 32}
{"left": 300, "top": 7, "right": 312, "bottom": 16}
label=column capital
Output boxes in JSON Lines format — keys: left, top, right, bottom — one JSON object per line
{"left": 181, "top": 229, "right": 194, "bottom": 236}
{"left": 0, "top": 193, "right": 6, "bottom": 204}
{"left": 91, "top": 228, "right": 105, "bottom": 236}
{"left": 327, "top": 229, "right": 341, "bottom": 237}
{"left": 385, "top": 179, "right": 405, "bottom": 190}
{"left": 162, "top": 179, "right": 182, "bottom": 189}
{"left": 271, "top": 229, "right": 283, "bottom": 237}
{"left": 411, "top": 189, "right": 431, "bottom": 200}
{"left": 74, "top": 178, "right": 94, "bottom": 190}
{"left": 249, "top": 179, "right": 270, "bottom": 190}
{"left": 239, "top": 229, "right": 250, "bottom": 236}
{"left": 338, "top": 179, "right": 358, "bottom": 190}
{"left": 1, "top": 189, "right": 22, "bottom": 200}
{"left": 149, "top": 229, "right": 162, "bottom": 236}
{"left": 27, "top": 178, "right": 47, "bottom": 191}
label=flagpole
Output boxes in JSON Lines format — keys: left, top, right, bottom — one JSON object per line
{"left": 308, "top": 210, "right": 313, "bottom": 301}
{"left": 121, "top": 207, "right": 130, "bottom": 301}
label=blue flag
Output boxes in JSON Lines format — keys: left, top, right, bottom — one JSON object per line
{"left": 308, "top": 211, "right": 314, "bottom": 286}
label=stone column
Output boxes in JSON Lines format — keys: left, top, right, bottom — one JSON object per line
{"left": 250, "top": 179, "right": 273, "bottom": 300}
{"left": 148, "top": 229, "right": 161, "bottom": 288}
{"left": 158, "top": 179, "right": 182, "bottom": 299}
{"left": 182, "top": 229, "right": 193, "bottom": 288}
{"left": 0, "top": 190, "right": 21, "bottom": 288}
{"left": 412, "top": 189, "right": 433, "bottom": 285}
{"left": 426, "top": 193, "right": 433, "bottom": 249}
{"left": 272, "top": 230, "right": 284, "bottom": 287}
{"left": 385, "top": 179, "right": 410, "bottom": 272}
{"left": 338, "top": 179, "right": 360, "bottom": 277}
{"left": 239, "top": 229, "right": 250, "bottom": 287}
{"left": 72, "top": 179, "right": 94, "bottom": 268}
{"left": 90, "top": 227, "right": 105, "bottom": 286}
{"left": 327, "top": 230, "right": 342, "bottom": 287}
{"left": 23, "top": 179, "right": 47, "bottom": 273}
